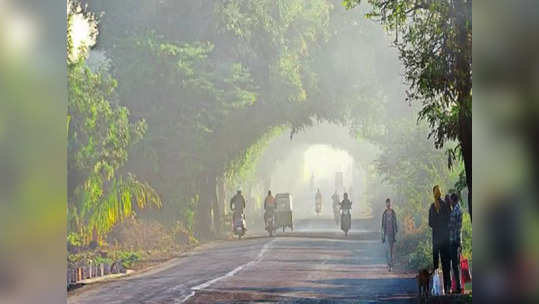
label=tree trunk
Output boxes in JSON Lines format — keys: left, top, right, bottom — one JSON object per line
{"left": 459, "top": 112, "right": 472, "bottom": 221}
{"left": 216, "top": 176, "right": 227, "bottom": 235}
{"left": 213, "top": 176, "right": 225, "bottom": 236}
{"left": 454, "top": 0, "right": 472, "bottom": 221}
{"left": 195, "top": 173, "right": 217, "bottom": 238}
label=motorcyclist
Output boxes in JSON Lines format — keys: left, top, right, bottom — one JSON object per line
{"left": 315, "top": 188, "right": 322, "bottom": 212}
{"left": 264, "top": 190, "right": 275, "bottom": 229}
{"left": 340, "top": 192, "right": 352, "bottom": 210}
{"left": 230, "top": 190, "right": 246, "bottom": 211}
{"left": 230, "top": 190, "right": 246, "bottom": 231}
{"left": 340, "top": 192, "right": 352, "bottom": 233}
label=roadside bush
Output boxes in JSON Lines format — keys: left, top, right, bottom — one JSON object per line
{"left": 172, "top": 221, "right": 198, "bottom": 247}
{"left": 106, "top": 218, "right": 175, "bottom": 251}
{"left": 110, "top": 250, "right": 141, "bottom": 268}
{"left": 395, "top": 227, "right": 432, "bottom": 270}
{"left": 396, "top": 213, "right": 472, "bottom": 271}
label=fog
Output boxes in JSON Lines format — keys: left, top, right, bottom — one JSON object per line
{"left": 67, "top": 0, "right": 426, "bottom": 237}
{"left": 248, "top": 122, "right": 376, "bottom": 222}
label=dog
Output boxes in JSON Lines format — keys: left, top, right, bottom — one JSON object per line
{"left": 416, "top": 268, "right": 434, "bottom": 301}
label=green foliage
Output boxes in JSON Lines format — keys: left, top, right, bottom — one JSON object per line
{"left": 113, "top": 250, "right": 141, "bottom": 268}
{"left": 67, "top": 232, "right": 83, "bottom": 248}
{"left": 68, "top": 60, "right": 161, "bottom": 243}
{"left": 344, "top": 0, "right": 473, "bottom": 216}
{"left": 371, "top": 115, "right": 472, "bottom": 270}
{"left": 396, "top": 229, "right": 432, "bottom": 270}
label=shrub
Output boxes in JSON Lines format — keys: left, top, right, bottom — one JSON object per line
{"left": 106, "top": 218, "right": 175, "bottom": 250}
{"left": 395, "top": 227, "right": 432, "bottom": 270}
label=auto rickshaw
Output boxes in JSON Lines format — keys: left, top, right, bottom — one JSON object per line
{"left": 274, "top": 193, "right": 294, "bottom": 232}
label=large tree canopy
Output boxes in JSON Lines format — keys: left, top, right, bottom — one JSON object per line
{"left": 343, "top": 0, "right": 472, "bottom": 218}
{"left": 68, "top": 0, "right": 470, "bottom": 241}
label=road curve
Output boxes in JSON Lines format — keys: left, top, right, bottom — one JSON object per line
{"left": 69, "top": 219, "right": 417, "bottom": 303}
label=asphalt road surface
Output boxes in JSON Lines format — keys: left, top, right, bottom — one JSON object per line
{"left": 68, "top": 218, "right": 418, "bottom": 303}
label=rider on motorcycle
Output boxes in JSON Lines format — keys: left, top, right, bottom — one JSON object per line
{"left": 340, "top": 192, "right": 352, "bottom": 210}
{"left": 230, "top": 190, "right": 246, "bottom": 231}
{"left": 264, "top": 190, "right": 275, "bottom": 229}
{"left": 340, "top": 192, "right": 352, "bottom": 234}
{"left": 315, "top": 188, "right": 322, "bottom": 213}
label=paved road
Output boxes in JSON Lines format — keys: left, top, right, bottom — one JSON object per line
{"left": 69, "top": 218, "right": 417, "bottom": 304}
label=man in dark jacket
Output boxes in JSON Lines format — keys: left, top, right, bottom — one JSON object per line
{"left": 230, "top": 190, "right": 246, "bottom": 211}
{"left": 381, "top": 198, "right": 398, "bottom": 272}
{"left": 429, "top": 185, "right": 451, "bottom": 294}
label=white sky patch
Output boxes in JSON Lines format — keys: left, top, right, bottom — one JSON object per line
{"left": 68, "top": 5, "right": 97, "bottom": 62}
{"left": 303, "top": 144, "right": 354, "bottom": 182}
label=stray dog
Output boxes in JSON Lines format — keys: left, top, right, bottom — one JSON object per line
{"left": 416, "top": 268, "right": 434, "bottom": 301}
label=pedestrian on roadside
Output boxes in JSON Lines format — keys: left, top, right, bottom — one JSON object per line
{"left": 381, "top": 198, "right": 398, "bottom": 272}
{"left": 429, "top": 185, "right": 451, "bottom": 293}
{"left": 448, "top": 192, "right": 463, "bottom": 294}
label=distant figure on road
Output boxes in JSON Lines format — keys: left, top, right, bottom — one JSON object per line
{"left": 429, "top": 185, "right": 451, "bottom": 294}
{"left": 339, "top": 192, "right": 352, "bottom": 210}
{"left": 448, "top": 193, "right": 463, "bottom": 294}
{"left": 339, "top": 192, "right": 352, "bottom": 236}
{"left": 264, "top": 190, "right": 275, "bottom": 228}
{"left": 315, "top": 188, "right": 322, "bottom": 215}
{"left": 381, "top": 198, "right": 398, "bottom": 272}
{"left": 230, "top": 190, "right": 246, "bottom": 212}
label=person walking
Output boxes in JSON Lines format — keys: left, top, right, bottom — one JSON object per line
{"left": 448, "top": 192, "right": 463, "bottom": 294}
{"left": 381, "top": 198, "right": 398, "bottom": 272}
{"left": 429, "top": 185, "right": 451, "bottom": 293}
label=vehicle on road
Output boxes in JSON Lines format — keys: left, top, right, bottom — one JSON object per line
{"left": 232, "top": 211, "right": 246, "bottom": 239}
{"left": 265, "top": 211, "right": 275, "bottom": 237}
{"left": 230, "top": 190, "right": 247, "bottom": 239}
{"left": 340, "top": 193, "right": 352, "bottom": 236}
{"left": 275, "top": 193, "right": 294, "bottom": 232}
{"left": 341, "top": 208, "right": 351, "bottom": 236}
{"left": 315, "top": 189, "right": 322, "bottom": 215}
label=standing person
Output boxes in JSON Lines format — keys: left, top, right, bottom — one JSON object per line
{"left": 429, "top": 185, "right": 451, "bottom": 293}
{"left": 448, "top": 193, "right": 463, "bottom": 294}
{"left": 381, "top": 198, "right": 398, "bottom": 272}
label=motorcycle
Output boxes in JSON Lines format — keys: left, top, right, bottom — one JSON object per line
{"left": 232, "top": 210, "right": 246, "bottom": 239}
{"left": 340, "top": 208, "right": 351, "bottom": 237}
{"left": 315, "top": 199, "right": 322, "bottom": 215}
{"left": 264, "top": 210, "right": 275, "bottom": 237}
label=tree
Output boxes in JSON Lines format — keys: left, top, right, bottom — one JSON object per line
{"left": 67, "top": 2, "right": 161, "bottom": 244}
{"left": 343, "top": 0, "right": 472, "bottom": 219}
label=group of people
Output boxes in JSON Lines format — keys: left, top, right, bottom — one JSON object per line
{"left": 380, "top": 185, "right": 464, "bottom": 294}
{"left": 429, "top": 185, "right": 464, "bottom": 294}
{"left": 229, "top": 189, "right": 279, "bottom": 231}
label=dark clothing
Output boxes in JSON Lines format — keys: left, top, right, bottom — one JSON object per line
{"left": 339, "top": 198, "right": 352, "bottom": 210}
{"left": 429, "top": 198, "right": 451, "bottom": 292}
{"left": 433, "top": 235, "right": 451, "bottom": 292}
{"left": 449, "top": 242, "right": 462, "bottom": 292}
{"left": 230, "top": 194, "right": 246, "bottom": 211}
{"left": 381, "top": 209, "right": 398, "bottom": 243}
{"left": 429, "top": 199, "right": 451, "bottom": 244}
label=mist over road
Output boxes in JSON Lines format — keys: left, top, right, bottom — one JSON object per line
{"left": 69, "top": 218, "right": 417, "bottom": 304}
